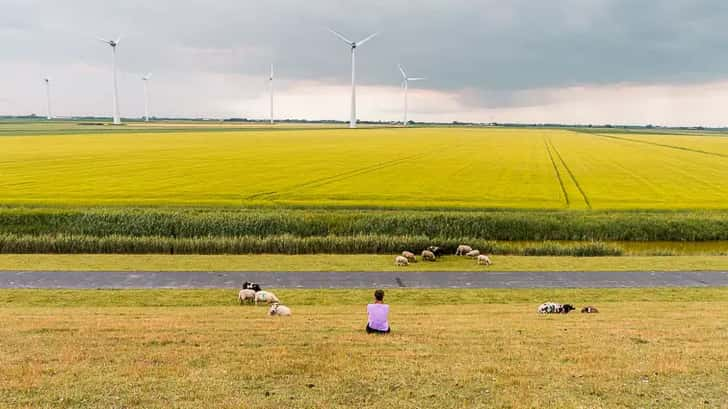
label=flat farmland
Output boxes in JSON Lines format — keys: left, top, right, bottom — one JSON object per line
{"left": 1, "top": 125, "right": 727, "bottom": 209}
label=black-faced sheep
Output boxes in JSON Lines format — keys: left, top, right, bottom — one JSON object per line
{"left": 242, "top": 281, "right": 262, "bottom": 292}
{"left": 427, "top": 246, "right": 444, "bottom": 257}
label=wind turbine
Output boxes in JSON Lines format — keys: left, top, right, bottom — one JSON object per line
{"left": 328, "top": 28, "right": 378, "bottom": 128}
{"left": 142, "top": 73, "right": 152, "bottom": 122}
{"left": 269, "top": 64, "right": 274, "bottom": 124}
{"left": 98, "top": 36, "right": 122, "bottom": 124}
{"left": 43, "top": 77, "right": 53, "bottom": 120}
{"left": 398, "top": 65, "right": 425, "bottom": 126}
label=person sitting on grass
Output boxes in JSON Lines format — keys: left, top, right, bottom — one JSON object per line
{"left": 366, "top": 289, "right": 391, "bottom": 334}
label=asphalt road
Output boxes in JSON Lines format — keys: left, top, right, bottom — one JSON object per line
{"left": 1, "top": 271, "right": 728, "bottom": 289}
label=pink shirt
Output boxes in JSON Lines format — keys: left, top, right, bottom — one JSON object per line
{"left": 367, "top": 303, "right": 390, "bottom": 331}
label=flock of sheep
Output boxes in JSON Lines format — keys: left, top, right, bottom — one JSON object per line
{"left": 395, "top": 245, "right": 492, "bottom": 266}
{"left": 237, "top": 281, "right": 292, "bottom": 316}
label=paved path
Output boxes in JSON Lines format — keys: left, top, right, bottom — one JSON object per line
{"left": 1, "top": 271, "right": 728, "bottom": 289}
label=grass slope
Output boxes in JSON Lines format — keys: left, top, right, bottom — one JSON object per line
{"left": 1, "top": 288, "right": 727, "bottom": 408}
{"left": 1, "top": 254, "right": 727, "bottom": 272}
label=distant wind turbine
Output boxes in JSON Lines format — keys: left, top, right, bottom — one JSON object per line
{"left": 398, "top": 65, "right": 425, "bottom": 126}
{"left": 142, "top": 73, "right": 152, "bottom": 122}
{"left": 98, "top": 36, "right": 122, "bottom": 124}
{"left": 43, "top": 77, "right": 53, "bottom": 120}
{"left": 269, "top": 64, "right": 274, "bottom": 124}
{"left": 328, "top": 28, "right": 378, "bottom": 128}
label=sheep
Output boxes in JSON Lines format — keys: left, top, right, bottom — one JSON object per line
{"left": 395, "top": 255, "right": 409, "bottom": 266}
{"left": 238, "top": 289, "right": 256, "bottom": 304}
{"left": 455, "top": 245, "right": 473, "bottom": 256}
{"left": 466, "top": 249, "right": 481, "bottom": 258}
{"left": 242, "top": 281, "right": 262, "bottom": 292}
{"left": 421, "top": 250, "right": 437, "bottom": 261}
{"left": 401, "top": 251, "right": 417, "bottom": 262}
{"left": 255, "top": 290, "right": 280, "bottom": 305}
{"left": 427, "top": 246, "right": 444, "bottom": 257}
{"left": 268, "top": 303, "right": 292, "bottom": 316}
{"left": 581, "top": 306, "right": 600, "bottom": 313}
{"left": 538, "top": 302, "right": 575, "bottom": 314}
{"left": 477, "top": 254, "right": 492, "bottom": 265}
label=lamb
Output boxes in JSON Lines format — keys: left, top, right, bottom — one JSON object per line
{"left": 401, "top": 251, "right": 417, "bottom": 262}
{"left": 255, "top": 290, "right": 280, "bottom": 305}
{"left": 466, "top": 249, "right": 481, "bottom": 258}
{"left": 268, "top": 303, "right": 292, "bottom": 316}
{"left": 455, "top": 245, "right": 473, "bottom": 256}
{"left": 395, "top": 255, "right": 409, "bottom": 266}
{"left": 421, "top": 250, "right": 437, "bottom": 261}
{"left": 477, "top": 254, "right": 492, "bottom": 265}
{"left": 238, "top": 289, "right": 256, "bottom": 304}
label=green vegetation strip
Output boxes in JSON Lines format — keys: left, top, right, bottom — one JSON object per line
{"left": 1, "top": 254, "right": 727, "bottom": 272}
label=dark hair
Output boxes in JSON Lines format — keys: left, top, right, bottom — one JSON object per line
{"left": 374, "top": 289, "right": 385, "bottom": 301}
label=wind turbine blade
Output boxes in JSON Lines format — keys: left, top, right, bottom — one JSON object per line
{"left": 355, "top": 32, "right": 378, "bottom": 46}
{"left": 327, "top": 28, "right": 353, "bottom": 45}
{"left": 97, "top": 37, "right": 111, "bottom": 44}
{"left": 408, "top": 77, "right": 426, "bottom": 81}
{"left": 398, "top": 64, "right": 407, "bottom": 79}
{"left": 115, "top": 35, "right": 123, "bottom": 44}
{"left": 143, "top": 73, "right": 152, "bottom": 80}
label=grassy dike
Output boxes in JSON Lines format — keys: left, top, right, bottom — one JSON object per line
{"left": 0, "top": 254, "right": 727, "bottom": 272}
{"left": 1, "top": 288, "right": 727, "bottom": 408}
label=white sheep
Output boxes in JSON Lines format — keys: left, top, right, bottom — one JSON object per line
{"left": 255, "top": 290, "right": 280, "bottom": 305}
{"left": 421, "top": 250, "right": 436, "bottom": 261}
{"left": 477, "top": 254, "right": 492, "bottom": 265}
{"left": 268, "top": 303, "right": 292, "bottom": 316}
{"left": 401, "top": 251, "right": 416, "bottom": 262}
{"left": 466, "top": 249, "right": 481, "bottom": 258}
{"left": 238, "top": 289, "right": 256, "bottom": 304}
{"left": 395, "top": 255, "right": 409, "bottom": 266}
{"left": 456, "top": 245, "right": 473, "bottom": 256}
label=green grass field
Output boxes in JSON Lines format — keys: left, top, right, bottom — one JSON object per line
{"left": 1, "top": 254, "right": 727, "bottom": 272}
{"left": 2, "top": 122, "right": 727, "bottom": 209}
{"left": 2, "top": 288, "right": 727, "bottom": 408}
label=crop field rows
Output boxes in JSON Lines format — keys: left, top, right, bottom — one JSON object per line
{"left": 1, "top": 125, "right": 727, "bottom": 209}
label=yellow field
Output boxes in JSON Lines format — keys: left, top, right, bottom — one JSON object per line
{"left": 1, "top": 125, "right": 727, "bottom": 209}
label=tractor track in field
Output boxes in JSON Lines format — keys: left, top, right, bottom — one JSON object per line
{"left": 583, "top": 132, "right": 728, "bottom": 159}
{"left": 546, "top": 137, "right": 592, "bottom": 209}
{"left": 543, "top": 136, "right": 570, "bottom": 207}
{"left": 245, "top": 144, "right": 456, "bottom": 201}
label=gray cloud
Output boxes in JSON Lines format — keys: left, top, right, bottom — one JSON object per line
{"left": 2, "top": 0, "right": 728, "bottom": 117}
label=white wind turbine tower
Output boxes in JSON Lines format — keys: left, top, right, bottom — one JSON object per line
{"left": 43, "top": 77, "right": 53, "bottom": 120}
{"left": 98, "top": 36, "right": 122, "bottom": 124}
{"left": 328, "top": 28, "right": 378, "bottom": 128}
{"left": 398, "top": 64, "right": 425, "bottom": 126}
{"left": 269, "top": 64, "right": 274, "bottom": 124}
{"left": 142, "top": 73, "right": 152, "bottom": 122}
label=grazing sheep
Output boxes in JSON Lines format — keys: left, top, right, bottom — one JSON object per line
{"left": 538, "top": 302, "right": 575, "bottom": 314}
{"left": 402, "top": 251, "right": 417, "bottom": 262}
{"left": 238, "top": 289, "right": 256, "bottom": 304}
{"left": 466, "top": 249, "right": 481, "bottom": 258}
{"left": 581, "top": 306, "right": 600, "bottom": 313}
{"left": 255, "top": 290, "right": 280, "bottom": 305}
{"left": 456, "top": 245, "right": 473, "bottom": 256}
{"left": 421, "top": 250, "right": 436, "bottom": 261}
{"left": 395, "top": 255, "right": 409, "bottom": 266}
{"left": 242, "top": 281, "right": 262, "bottom": 292}
{"left": 477, "top": 254, "right": 492, "bottom": 265}
{"left": 427, "top": 246, "right": 444, "bottom": 257}
{"left": 268, "top": 303, "right": 292, "bottom": 316}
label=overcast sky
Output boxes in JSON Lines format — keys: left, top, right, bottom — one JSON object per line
{"left": 3, "top": 0, "right": 728, "bottom": 125}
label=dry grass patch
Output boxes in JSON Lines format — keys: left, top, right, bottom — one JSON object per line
{"left": 1, "top": 289, "right": 727, "bottom": 408}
